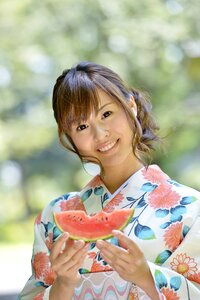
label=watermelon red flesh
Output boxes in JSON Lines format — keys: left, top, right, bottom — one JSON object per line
{"left": 54, "top": 208, "right": 134, "bottom": 242}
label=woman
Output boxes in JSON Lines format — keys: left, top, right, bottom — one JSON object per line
{"left": 19, "top": 62, "right": 200, "bottom": 299}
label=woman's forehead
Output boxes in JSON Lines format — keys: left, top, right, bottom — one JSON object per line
{"left": 97, "top": 89, "right": 116, "bottom": 105}
{"left": 70, "top": 92, "right": 117, "bottom": 124}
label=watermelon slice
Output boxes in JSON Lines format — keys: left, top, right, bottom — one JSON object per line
{"left": 54, "top": 208, "right": 134, "bottom": 242}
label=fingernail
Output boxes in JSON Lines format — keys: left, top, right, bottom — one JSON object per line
{"left": 74, "top": 240, "right": 84, "bottom": 249}
{"left": 84, "top": 243, "right": 90, "bottom": 250}
{"left": 112, "top": 230, "right": 120, "bottom": 236}
{"left": 83, "top": 246, "right": 89, "bottom": 253}
{"left": 62, "top": 232, "right": 69, "bottom": 239}
{"left": 96, "top": 240, "right": 104, "bottom": 248}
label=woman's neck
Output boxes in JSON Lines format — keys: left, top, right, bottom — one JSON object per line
{"left": 100, "top": 159, "right": 144, "bottom": 194}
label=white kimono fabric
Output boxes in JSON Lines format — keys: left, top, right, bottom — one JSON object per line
{"left": 19, "top": 165, "right": 200, "bottom": 299}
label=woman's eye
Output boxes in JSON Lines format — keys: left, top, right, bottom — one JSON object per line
{"left": 102, "top": 111, "right": 112, "bottom": 118}
{"left": 77, "top": 124, "right": 88, "bottom": 131}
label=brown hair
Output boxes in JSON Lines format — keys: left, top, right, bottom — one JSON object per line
{"left": 52, "top": 61, "right": 160, "bottom": 164}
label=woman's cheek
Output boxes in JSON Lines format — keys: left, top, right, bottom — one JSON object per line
{"left": 75, "top": 136, "right": 93, "bottom": 154}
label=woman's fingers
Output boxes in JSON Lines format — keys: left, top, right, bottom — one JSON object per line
{"left": 49, "top": 233, "right": 90, "bottom": 287}
{"left": 96, "top": 239, "right": 129, "bottom": 264}
{"left": 50, "top": 232, "right": 69, "bottom": 262}
{"left": 59, "top": 240, "right": 85, "bottom": 262}
{"left": 101, "top": 245, "right": 130, "bottom": 267}
{"left": 96, "top": 230, "right": 144, "bottom": 267}
{"left": 50, "top": 233, "right": 90, "bottom": 276}
{"left": 51, "top": 240, "right": 85, "bottom": 270}
{"left": 64, "top": 243, "right": 89, "bottom": 272}
{"left": 112, "top": 230, "right": 142, "bottom": 256}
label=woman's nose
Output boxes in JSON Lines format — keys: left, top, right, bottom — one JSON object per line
{"left": 93, "top": 125, "right": 109, "bottom": 142}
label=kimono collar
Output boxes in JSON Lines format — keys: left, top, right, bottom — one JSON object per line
{"left": 79, "top": 165, "right": 170, "bottom": 215}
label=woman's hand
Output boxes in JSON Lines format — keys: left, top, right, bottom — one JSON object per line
{"left": 50, "top": 232, "right": 89, "bottom": 288}
{"left": 96, "top": 230, "right": 160, "bottom": 299}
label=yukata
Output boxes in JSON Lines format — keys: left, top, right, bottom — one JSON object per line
{"left": 19, "top": 165, "right": 200, "bottom": 300}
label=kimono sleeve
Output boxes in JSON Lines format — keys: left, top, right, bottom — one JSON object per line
{"left": 18, "top": 192, "right": 83, "bottom": 300}
{"left": 18, "top": 205, "right": 56, "bottom": 300}
{"left": 148, "top": 216, "right": 200, "bottom": 299}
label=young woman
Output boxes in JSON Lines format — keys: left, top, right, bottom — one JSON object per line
{"left": 19, "top": 62, "right": 200, "bottom": 300}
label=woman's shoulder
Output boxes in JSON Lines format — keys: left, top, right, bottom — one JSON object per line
{"left": 164, "top": 177, "right": 200, "bottom": 216}
{"left": 146, "top": 165, "right": 200, "bottom": 209}
{"left": 167, "top": 178, "right": 200, "bottom": 198}
{"left": 163, "top": 176, "right": 200, "bottom": 208}
{"left": 149, "top": 165, "right": 199, "bottom": 193}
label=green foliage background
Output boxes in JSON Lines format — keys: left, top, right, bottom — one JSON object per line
{"left": 0, "top": 0, "right": 200, "bottom": 244}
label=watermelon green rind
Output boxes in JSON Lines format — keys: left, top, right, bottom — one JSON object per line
{"left": 53, "top": 208, "right": 134, "bottom": 242}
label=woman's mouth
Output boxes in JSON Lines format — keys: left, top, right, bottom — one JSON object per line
{"left": 98, "top": 140, "right": 118, "bottom": 153}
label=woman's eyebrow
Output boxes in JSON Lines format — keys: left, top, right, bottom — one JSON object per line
{"left": 98, "top": 102, "right": 113, "bottom": 112}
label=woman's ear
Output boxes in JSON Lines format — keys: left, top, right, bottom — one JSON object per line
{"left": 129, "top": 95, "right": 137, "bottom": 117}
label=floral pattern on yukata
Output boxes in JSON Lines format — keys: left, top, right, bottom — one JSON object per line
{"left": 19, "top": 165, "right": 200, "bottom": 300}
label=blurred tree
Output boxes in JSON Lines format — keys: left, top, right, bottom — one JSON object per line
{"left": 0, "top": 0, "right": 199, "bottom": 242}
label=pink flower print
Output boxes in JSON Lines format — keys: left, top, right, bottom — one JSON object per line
{"left": 160, "top": 287, "right": 180, "bottom": 300}
{"left": 33, "top": 291, "right": 45, "bottom": 300}
{"left": 43, "top": 268, "right": 57, "bottom": 285}
{"left": 163, "top": 222, "right": 183, "bottom": 251}
{"left": 128, "top": 292, "right": 135, "bottom": 300}
{"left": 187, "top": 272, "right": 200, "bottom": 284}
{"left": 91, "top": 260, "right": 112, "bottom": 273}
{"left": 142, "top": 166, "right": 170, "bottom": 184}
{"left": 148, "top": 184, "right": 180, "bottom": 209}
{"left": 87, "top": 175, "right": 102, "bottom": 188}
{"left": 103, "top": 193, "right": 124, "bottom": 212}
{"left": 60, "top": 195, "right": 85, "bottom": 211}
{"left": 170, "top": 253, "right": 198, "bottom": 278}
{"left": 88, "top": 251, "right": 97, "bottom": 260}
{"left": 128, "top": 284, "right": 140, "bottom": 299}
{"left": 32, "top": 252, "right": 49, "bottom": 279}
{"left": 32, "top": 251, "right": 56, "bottom": 286}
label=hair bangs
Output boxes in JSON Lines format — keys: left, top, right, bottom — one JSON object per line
{"left": 59, "top": 70, "right": 101, "bottom": 132}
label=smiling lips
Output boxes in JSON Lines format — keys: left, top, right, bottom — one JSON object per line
{"left": 98, "top": 140, "right": 118, "bottom": 152}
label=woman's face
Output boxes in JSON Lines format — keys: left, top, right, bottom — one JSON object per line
{"left": 69, "top": 89, "right": 137, "bottom": 171}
